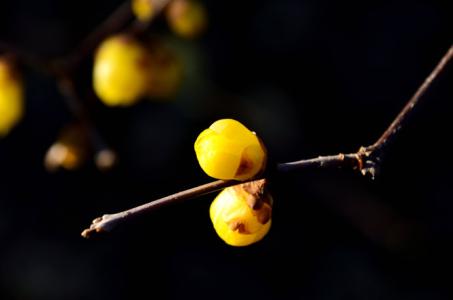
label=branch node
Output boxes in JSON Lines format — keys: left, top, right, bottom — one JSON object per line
{"left": 356, "top": 146, "right": 378, "bottom": 179}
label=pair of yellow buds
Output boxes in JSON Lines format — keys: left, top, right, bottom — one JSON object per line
{"left": 194, "top": 119, "right": 271, "bottom": 246}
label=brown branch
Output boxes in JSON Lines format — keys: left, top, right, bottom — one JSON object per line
{"left": 2, "top": 1, "right": 133, "bottom": 74}
{"left": 276, "top": 153, "right": 362, "bottom": 172}
{"left": 1, "top": 0, "right": 174, "bottom": 76}
{"left": 369, "top": 45, "right": 453, "bottom": 153}
{"left": 61, "top": 1, "right": 134, "bottom": 71}
{"left": 82, "top": 44, "right": 453, "bottom": 238}
{"left": 57, "top": 77, "right": 117, "bottom": 170}
{"left": 82, "top": 179, "right": 234, "bottom": 238}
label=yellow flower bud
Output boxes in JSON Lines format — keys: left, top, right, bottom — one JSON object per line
{"left": 132, "top": 0, "right": 154, "bottom": 22}
{"left": 93, "top": 34, "right": 151, "bottom": 106}
{"left": 194, "top": 119, "right": 267, "bottom": 180}
{"left": 210, "top": 179, "right": 272, "bottom": 247}
{"left": 166, "top": 0, "right": 207, "bottom": 39}
{"left": 0, "top": 57, "right": 24, "bottom": 137}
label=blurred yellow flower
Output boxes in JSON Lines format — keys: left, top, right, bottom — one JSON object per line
{"left": 93, "top": 34, "right": 151, "bottom": 106}
{"left": 166, "top": 0, "right": 207, "bottom": 39}
{"left": 0, "top": 57, "right": 24, "bottom": 137}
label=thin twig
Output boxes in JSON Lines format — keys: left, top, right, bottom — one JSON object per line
{"left": 82, "top": 179, "right": 233, "bottom": 238}
{"left": 57, "top": 77, "right": 117, "bottom": 169}
{"left": 1, "top": 2, "right": 132, "bottom": 74}
{"left": 276, "top": 153, "right": 362, "bottom": 172}
{"left": 369, "top": 45, "right": 453, "bottom": 153}
{"left": 81, "top": 45, "right": 452, "bottom": 238}
{"left": 62, "top": 1, "right": 133, "bottom": 71}
{"left": 64, "top": 0, "right": 173, "bottom": 69}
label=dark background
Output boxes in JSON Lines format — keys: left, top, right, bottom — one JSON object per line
{"left": 0, "top": 0, "right": 452, "bottom": 299}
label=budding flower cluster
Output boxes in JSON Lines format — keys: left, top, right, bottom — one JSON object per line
{"left": 195, "top": 119, "right": 272, "bottom": 246}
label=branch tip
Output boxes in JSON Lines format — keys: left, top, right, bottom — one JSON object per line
{"left": 81, "top": 215, "right": 112, "bottom": 239}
